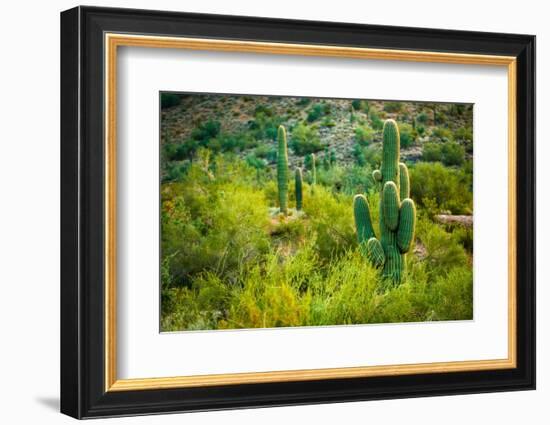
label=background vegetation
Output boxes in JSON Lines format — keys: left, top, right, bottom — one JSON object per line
{"left": 160, "top": 93, "right": 474, "bottom": 331}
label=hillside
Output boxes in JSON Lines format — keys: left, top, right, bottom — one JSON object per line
{"left": 160, "top": 93, "right": 473, "bottom": 182}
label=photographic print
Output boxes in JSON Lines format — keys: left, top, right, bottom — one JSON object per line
{"left": 160, "top": 93, "right": 474, "bottom": 332}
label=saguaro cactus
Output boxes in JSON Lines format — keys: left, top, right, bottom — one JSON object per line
{"left": 295, "top": 167, "right": 303, "bottom": 210}
{"left": 353, "top": 119, "right": 416, "bottom": 283}
{"left": 311, "top": 153, "right": 317, "bottom": 186}
{"left": 277, "top": 125, "right": 289, "bottom": 214}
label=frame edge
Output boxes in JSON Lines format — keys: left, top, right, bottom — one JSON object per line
{"left": 60, "top": 6, "right": 83, "bottom": 420}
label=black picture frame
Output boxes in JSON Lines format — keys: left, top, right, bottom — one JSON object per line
{"left": 61, "top": 5, "right": 535, "bottom": 419}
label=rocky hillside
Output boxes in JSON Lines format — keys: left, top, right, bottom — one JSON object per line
{"left": 160, "top": 93, "right": 473, "bottom": 179}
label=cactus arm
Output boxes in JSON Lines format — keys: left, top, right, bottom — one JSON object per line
{"left": 397, "top": 199, "right": 416, "bottom": 253}
{"left": 373, "top": 169, "right": 382, "bottom": 182}
{"left": 382, "top": 181, "right": 400, "bottom": 231}
{"left": 366, "top": 237, "right": 385, "bottom": 267}
{"left": 295, "top": 167, "right": 303, "bottom": 210}
{"left": 353, "top": 194, "right": 376, "bottom": 244}
{"left": 399, "top": 162, "right": 410, "bottom": 200}
{"left": 277, "top": 125, "right": 289, "bottom": 213}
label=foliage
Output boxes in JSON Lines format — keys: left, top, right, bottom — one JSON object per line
{"left": 160, "top": 95, "right": 474, "bottom": 332}
{"left": 422, "top": 141, "right": 465, "bottom": 166}
{"left": 416, "top": 112, "right": 429, "bottom": 124}
{"left": 431, "top": 126, "right": 454, "bottom": 142}
{"left": 409, "top": 162, "right": 472, "bottom": 214}
{"left": 383, "top": 101, "right": 403, "bottom": 113}
{"left": 290, "top": 123, "right": 324, "bottom": 155}
{"left": 355, "top": 125, "right": 375, "bottom": 146}
{"left": 161, "top": 93, "right": 181, "bottom": 109}
{"left": 307, "top": 102, "right": 331, "bottom": 122}
{"left": 398, "top": 122, "right": 415, "bottom": 148}
{"left": 369, "top": 110, "right": 384, "bottom": 130}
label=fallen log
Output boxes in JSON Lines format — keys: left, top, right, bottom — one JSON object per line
{"left": 434, "top": 214, "right": 473, "bottom": 227}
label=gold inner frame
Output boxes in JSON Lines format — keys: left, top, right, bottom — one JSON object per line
{"left": 104, "top": 33, "right": 517, "bottom": 392}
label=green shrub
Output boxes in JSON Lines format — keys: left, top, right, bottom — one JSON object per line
{"left": 431, "top": 126, "right": 454, "bottom": 142}
{"left": 352, "top": 143, "right": 366, "bottom": 166}
{"left": 161, "top": 157, "right": 271, "bottom": 284}
{"left": 254, "top": 104, "right": 274, "bottom": 116}
{"left": 321, "top": 117, "right": 336, "bottom": 128}
{"left": 245, "top": 153, "right": 267, "bottom": 170}
{"left": 415, "top": 218, "right": 469, "bottom": 277}
{"left": 409, "top": 162, "right": 472, "bottom": 214}
{"left": 302, "top": 186, "right": 356, "bottom": 260}
{"left": 164, "top": 140, "right": 198, "bottom": 161}
{"left": 369, "top": 110, "right": 383, "bottom": 130}
{"left": 416, "top": 112, "right": 429, "bottom": 124}
{"left": 454, "top": 126, "right": 473, "bottom": 142}
{"left": 354, "top": 125, "right": 375, "bottom": 146}
{"left": 248, "top": 109, "right": 283, "bottom": 140}
{"left": 440, "top": 141, "right": 465, "bottom": 166}
{"left": 398, "top": 123, "right": 415, "bottom": 148}
{"left": 307, "top": 103, "right": 325, "bottom": 123}
{"left": 422, "top": 141, "right": 465, "bottom": 166}
{"left": 191, "top": 120, "right": 221, "bottom": 142}
{"left": 383, "top": 101, "right": 403, "bottom": 113}
{"left": 352, "top": 99, "right": 370, "bottom": 113}
{"left": 254, "top": 143, "right": 276, "bottom": 159}
{"left": 422, "top": 142, "right": 443, "bottom": 162}
{"left": 161, "top": 93, "right": 181, "bottom": 109}
{"left": 363, "top": 145, "right": 382, "bottom": 167}
{"left": 290, "top": 122, "right": 324, "bottom": 155}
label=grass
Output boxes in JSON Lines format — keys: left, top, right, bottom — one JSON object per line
{"left": 160, "top": 153, "right": 473, "bottom": 332}
{"left": 159, "top": 95, "right": 474, "bottom": 332}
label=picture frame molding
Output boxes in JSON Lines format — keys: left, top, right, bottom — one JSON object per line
{"left": 61, "top": 5, "right": 536, "bottom": 419}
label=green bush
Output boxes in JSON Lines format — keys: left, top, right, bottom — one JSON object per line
{"left": 248, "top": 108, "right": 283, "bottom": 140}
{"left": 245, "top": 153, "right": 267, "bottom": 170}
{"left": 352, "top": 143, "right": 366, "bottom": 166}
{"left": 422, "top": 141, "right": 465, "bottom": 166}
{"left": 440, "top": 141, "right": 465, "bottom": 166}
{"left": 191, "top": 120, "right": 221, "bottom": 142}
{"left": 416, "top": 112, "right": 429, "bottom": 124}
{"left": 290, "top": 123, "right": 324, "bottom": 155}
{"left": 409, "top": 162, "right": 472, "bottom": 214}
{"left": 354, "top": 125, "right": 375, "bottom": 146}
{"left": 161, "top": 93, "right": 181, "bottom": 109}
{"left": 422, "top": 142, "right": 443, "bottom": 162}
{"left": 454, "top": 126, "right": 473, "bottom": 142}
{"left": 383, "top": 101, "right": 403, "bottom": 113}
{"left": 363, "top": 145, "right": 382, "bottom": 167}
{"left": 398, "top": 123, "right": 415, "bottom": 148}
{"left": 307, "top": 103, "right": 327, "bottom": 122}
{"left": 431, "top": 126, "right": 454, "bottom": 142}
{"left": 254, "top": 143, "right": 276, "bottom": 160}
{"left": 352, "top": 99, "right": 370, "bottom": 113}
{"left": 161, "top": 156, "right": 271, "bottom": 284}
{"left": 369, "top": 110, "right": 383, "bottom": 130}
{"left": 415, "top": 217, "right": 469, "bottom": 277}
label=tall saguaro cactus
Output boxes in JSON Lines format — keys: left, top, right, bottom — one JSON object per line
{"left": 295, "top": 167, "right": 303, "bottom": 210}
{"left": 353, "top": 119, "right": 416, "bottom": 283}
{"left": 311, "top": 153, "right": 317, "bottom": 186}
{"left": 277, "top": 125, "right": 289, "bottom": 214}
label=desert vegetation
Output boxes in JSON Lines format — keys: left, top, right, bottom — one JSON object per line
{"left": 160, "top": 94, "right": 473, "bottom": 331}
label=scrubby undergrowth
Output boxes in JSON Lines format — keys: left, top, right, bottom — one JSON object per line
{"left": 161, "top": 152, "right": 473, "bottom": 331}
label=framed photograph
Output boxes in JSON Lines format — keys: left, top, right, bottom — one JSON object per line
{"left": 60, "top": 6, "right": 535, "bottom": 419}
